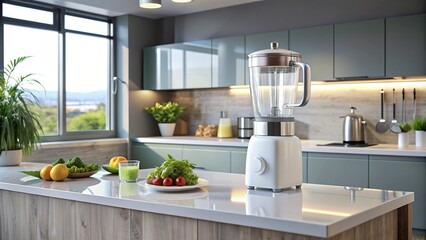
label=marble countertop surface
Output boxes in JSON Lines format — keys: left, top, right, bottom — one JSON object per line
{"left": 0, "top": 163, "right": 414, "bottom": 238}
{"left": 133, "top": 136, "right": 426, "bottom": 157}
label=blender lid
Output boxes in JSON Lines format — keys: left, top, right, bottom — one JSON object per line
{"left": 248, "top": 42, "right": 301, "bottom": 67}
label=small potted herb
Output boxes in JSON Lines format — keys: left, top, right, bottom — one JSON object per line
{"left": 413, "top": 117, "right": 426, "bottom": 147}
{"left": 145, "top": 102, "right": 185, "bottom": 136}
{"left": 397, "top": 122, "right": 412, "bottom": 148}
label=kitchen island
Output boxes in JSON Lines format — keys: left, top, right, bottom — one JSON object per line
{"left": 0, "top": 163, "right": 414, "bottom": 240}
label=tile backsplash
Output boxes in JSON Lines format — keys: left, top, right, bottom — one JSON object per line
{"left": 171, "top": 80, "right": 426, "bottom": 144}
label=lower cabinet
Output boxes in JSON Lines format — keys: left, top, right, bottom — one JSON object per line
{"left": 231, "top": 150, "right": 247, "bottom": 174}
{"left": 307, "top": 153, "right": 369, "bottom": 188}
{"left": 302, "top": 153, "right": 307, "bottom": 183}
{"left": 131, "top": 142, "right": 247, "bottom": 174}
{"left": 183, "top": 145, "right": 231, "bottom": 172}
{"left": 369, "top": 155, "right": 426, "bottom": 230}
{"left": 131, "top": 143, "right": 183, "bottom": 169}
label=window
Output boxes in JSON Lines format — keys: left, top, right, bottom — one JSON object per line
{"left": 1, "top": 1, "right": 115, "bottom": 141}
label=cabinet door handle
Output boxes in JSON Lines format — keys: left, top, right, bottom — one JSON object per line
{"left": 194, "top": 166, "right": 206, "bottom": 170}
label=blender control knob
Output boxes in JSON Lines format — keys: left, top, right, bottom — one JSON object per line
{"left": 253, "top": 157, "right": 266, "bottom": 175}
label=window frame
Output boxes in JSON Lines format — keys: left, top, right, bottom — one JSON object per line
{"left": 1, "top": 0, "right": 116, "bottom": 142}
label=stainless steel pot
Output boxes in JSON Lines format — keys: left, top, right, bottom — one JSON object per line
{"left": 342, "top": 107, "right": 366, "bottom": 144}
{"left": 237, "top": 117, "right": 254, "bottom": 139}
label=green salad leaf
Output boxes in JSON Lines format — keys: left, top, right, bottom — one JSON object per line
{"left": 147, "top": 154, "right": 199, "bottom": 185}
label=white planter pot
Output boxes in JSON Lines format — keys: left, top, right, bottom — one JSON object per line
{"left": 398, "top": 132, "right": 409, "bottom": 148}
{"left": 0, "top": 149, "right": 23, "bottom": 166}
{"left": 158, "top": 123, "right": 176, "bottom": 137}
{"left": 415, "top": 130, "right": 426, "bottom": 148}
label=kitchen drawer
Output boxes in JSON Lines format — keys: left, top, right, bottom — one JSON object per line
{"left": 307, "top": 153, "right": 369, "bottom": 188}
{"left": 131, "top": 143, "right": 183, "bottom": 169}
{"left": 231, "top": 150, "right": 247, "bottom": 174}
{"left": 183, "top": 146, "right": 231, "bottom": 173}
{"left": 302, "top": 152, "right": 307, "bottom": 183}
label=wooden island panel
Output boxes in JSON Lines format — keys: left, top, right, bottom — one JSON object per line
{"left": 0, "top": 190, "right": 411, "bottom": 240}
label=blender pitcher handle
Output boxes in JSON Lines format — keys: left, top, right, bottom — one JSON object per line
{"left": 289, "top": 61, "right": 311, "bottom": 107}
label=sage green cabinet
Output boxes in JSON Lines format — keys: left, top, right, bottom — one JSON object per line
{"left": 212, "top": 36, "right": 245, "bottom": 87}
{"left": 307, "top": 153, "right": 369, "bottom": 188}
{"left": 131, "top": 143, "right": 183, "bottom": 168}
{"left": 289, "top": 25, "right": 334, "bottom": 81}
{"left": 131, "top": 142, "right": 247, "bottom": 173}
{"left": 334, "top": 19, "right": 385, "bottom": 79}
{"left": 369, "top": 155, "right": 426, "bottom": 230}
{"left": 302, "top": 152, "right": 307, "bottom": 183}
{"left": 183, "top": 145, "right": 231, "bottom": 172}
{"left": 231, "top": 150, "right": 247, "bottom": 174}
{"left": 143, "top": 44, "right": 171, "bottom": 90}
{"left": 183, "top": 40, "right": 212, "bottom": 89}
{"left": 386, "top": 14, "right": 426, "bottom": 77}
{"left": 143, "top": 40, "right": 212, "bottom": 90}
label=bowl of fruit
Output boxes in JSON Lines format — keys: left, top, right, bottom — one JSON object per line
{"left": 21, "top": 157, "right": 101, "bottom": 181}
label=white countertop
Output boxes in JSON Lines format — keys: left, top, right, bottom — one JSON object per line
{"left": 133, "top": 136, "right": 426, "bottom": 157}
{"left": 0, "top": 163, "right": 414, "bottom": 238}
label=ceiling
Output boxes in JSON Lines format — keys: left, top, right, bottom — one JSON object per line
{"left": 34, "top": 0, "right": 263, "bottom": 19}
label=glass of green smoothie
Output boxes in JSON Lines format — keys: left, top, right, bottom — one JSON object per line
{"left": 118, "top": 160, "right": 140, "bottom": 182}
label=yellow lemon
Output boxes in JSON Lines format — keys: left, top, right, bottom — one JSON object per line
{"left": 40, "top": 165, "right": 53, "bottom": 181}
{"left": 50, "top": 164, "right": 69, "bottom": 181}
{"left": 109, "top": 156, "right": 128, "bottom": 168}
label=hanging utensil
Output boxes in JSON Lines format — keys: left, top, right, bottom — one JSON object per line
{"left": 413, "top": 88, "right": 416, "bottom": 121}
{"left": 390, "top": 88, "right": 401, "bottom": 133}
{"left": 402, "top": 88, "right": 406, "bottom": 123}
{"left": 376, "top": 89, "right": 390, "bottom": 133}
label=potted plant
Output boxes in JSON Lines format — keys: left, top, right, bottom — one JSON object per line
{"left": 145, "top": 102, "right": 185, "bottom": 136}
{"left": 397, "top": 122, "right": 412, "bottom": 148}
{"left": 412, "top": 116, "right": 426, "bottom": 147}
{"left": 0, "top": 56, "right": 43, "bottom": 166}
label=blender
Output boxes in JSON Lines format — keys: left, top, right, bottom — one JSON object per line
{"left": 245, "top": 42, "right": 311, "bottom": 192}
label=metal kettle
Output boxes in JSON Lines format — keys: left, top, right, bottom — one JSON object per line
{"left": 342, "top": 107, "right": 366, "bottom": 144}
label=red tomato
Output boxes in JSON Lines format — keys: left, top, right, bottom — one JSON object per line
{"left": 146, "top": 178, "right": 154, "bottom": 184}
{"left": 175, "top": 176, "right": 186, "bottom": 186}
{"left": 152, "top": 177, "right": 163, "bottom": 186}
{"left": 163, "top": 177, "right": 173, "bottom": 186}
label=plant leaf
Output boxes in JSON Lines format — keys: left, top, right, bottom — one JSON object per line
{"left": 20, "top": 170, "right": 41, "bottom": 179}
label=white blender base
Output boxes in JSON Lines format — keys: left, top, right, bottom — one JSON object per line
{"left": 245, "top": 135, "right": 302, "bottom": 192}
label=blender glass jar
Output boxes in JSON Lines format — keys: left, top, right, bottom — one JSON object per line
{"left": 249, "top": 66, "right": 300, "bottom": 118}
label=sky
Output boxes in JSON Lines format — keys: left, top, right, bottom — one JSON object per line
{"left": 3, "top": 3, "right": 109, "bottom": 93}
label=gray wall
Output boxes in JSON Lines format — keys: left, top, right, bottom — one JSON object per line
{"left": 116, "top": 15, "right": 169, "bottom": 140}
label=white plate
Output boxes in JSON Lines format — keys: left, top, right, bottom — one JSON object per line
{"left": 140, "top": 178, "right": 208, "bottom": 192}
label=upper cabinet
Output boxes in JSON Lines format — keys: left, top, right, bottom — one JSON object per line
{"left": 386, "top": 13, "right": 426, "bottom": 77}
{"left": 143, "top": 14, "right": 426, "bottom": 90}
{"left": 143, "top": 40, "right": 212, "bottom": 90}
{"left": 212, "top": 36, "right": 245, "bottom": 87}
{"left": 289, "top": 25, "right": 334, "bottom": 81}
{"left": 334, "top": 19, "right": 385, "bottom": 79}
